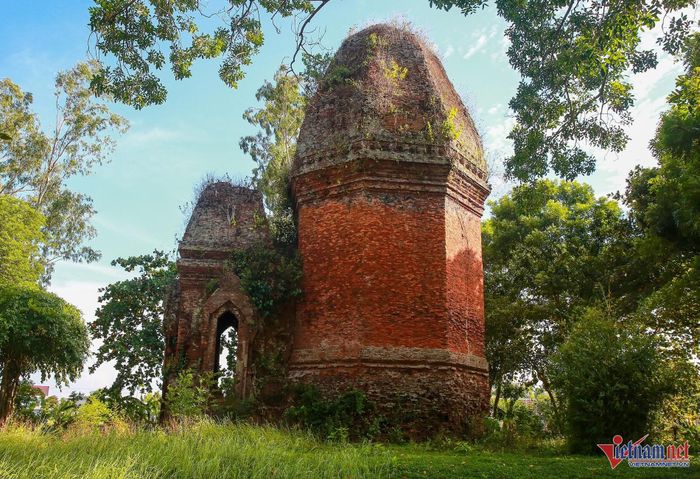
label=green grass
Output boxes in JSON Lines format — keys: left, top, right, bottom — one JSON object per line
{"left": 0, "top": 422, "right": 695, "bottom": 478}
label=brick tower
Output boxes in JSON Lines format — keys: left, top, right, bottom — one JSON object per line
{"left": 162, "top": 183, "right": 266, "bottom": 405}
{"left": 289, "top": 24, "right": 491, "bottom": 432}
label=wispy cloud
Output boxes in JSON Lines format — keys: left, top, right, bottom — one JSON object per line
{"left": 462, "top": 25, "right": 498, "bottom": 60}
{"left": 121, "top": 126, "right": 186, "bottom": 147}
{"left": 487, "top": 103, "right": 503, "bottom": 115}
{"left": 443, "top": 43, "right": 455, "bottom": 59}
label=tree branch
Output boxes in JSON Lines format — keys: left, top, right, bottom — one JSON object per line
{"left": 289, "top": 0, "right": 331, "bottom": 75}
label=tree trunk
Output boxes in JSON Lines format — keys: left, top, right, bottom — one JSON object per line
{"left": 492, "top": 377, "right": 502, "bottom": 417}
{"left": 537, "top": 368, "right": 561, "bottom": 427}
{"left": 0, "top": 359, "right": 21, "bottom": 426}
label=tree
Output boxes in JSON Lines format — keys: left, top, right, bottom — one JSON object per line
{"left": 622, "top": 33, "right": 700, "bottom": 356}
{"left": 90, "top": 251, "right": 176, "bottom": 395}
{"left": 550, "top": 307, "right": 678, "bottom": 453}
{"left": 482, "top": 179, "right": 631, "bottom": 418}
{"left": 239, "top": 64, "right": 306, "bottom": 245}
{"left": 0, "top": 61, "right": 128, "bottom": 282}
{"left": 0, "top": 284, "right": 89, "bottom": 425}
{"left": 88, "top": 0, "right": 317, "bottom": 109}
{"left": 88, "top": 1, "right": 695, "bottom": 180}
{"left": 0, "top": 195, "right": 45, "bottom": 285}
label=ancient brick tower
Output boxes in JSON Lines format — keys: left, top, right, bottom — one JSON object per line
{"left": 162, "top": 183, "right": 266, "bottom": 403}
{"left": 289, "top": 24, "right": 491, "bottom": 429}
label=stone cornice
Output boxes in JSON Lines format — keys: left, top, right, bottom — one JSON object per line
{"left": 291, "top": 156, "right": 490, "bottom": 217}
{"left": 294, "top": 137, "right": 487, "bottom": 181}
{"left": 289, "top": 346, "right": 488, "bottom": 374}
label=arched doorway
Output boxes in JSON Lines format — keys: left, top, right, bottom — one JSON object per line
{"left": 214, "top": 311, "right": 238, "bottom": 391}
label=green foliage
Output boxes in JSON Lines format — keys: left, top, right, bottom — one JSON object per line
{"left": 91, "top": 250, "right": 176, "bottom": 395}
{"left": 240, "top": 64, "right": 305, "bottom": 242}
{"left": 231, "top": 241, "right": 302, "bottom": 318}
{"left": 165, "top": 370, "right": 213, "bottom": 421}
{"left": 550, "top": 308, "right": 678, "bottom": 453}
{"left": 0, "top": 284, "right": 89, "bottom": 424}
{"left": 0, "top": 195, "right": 45, "bottom": 285}
{"left": 39, "top": 396, "right": 81, "bottom": 432}
{"left": 72, "top": 397, "right": 118, "bottom": 432}
{"left": 12, "top": 380, "right": 45, "bottom": 421}
{"left": 88, "top": 0, "right": 315, "bottom": 108}
{"left": 429, "top": 0, "right": 694, "bottom": 179}
{"left": 91, "top": 388, "right": 162, "bottom": 426}
{"left": 0, "top": 422, "right": 402, "bottom": 478}
{"left": 440, "top": 106, "right": 462, "bottom": 141}
{"left": 4, "top": 420, "right": 697, "bottom": 477}
{"left": 497, "top": 0, "right": 694, "bottom": 180}
{"left": 217, "top": 327, "right": 239, "bottom": 394}
{"left": 322, "top": 62, "right": 353, "bottom": 88}
{"left": 0, "top": 62, "right": 128, "bottom": 282}
{"left": 285, "top": 385, "right": 378, "bottom": 441}
{"left": 620, "top": 34, "right": 700, "bottom": 357}
{"left": 483, "top": 179, "right": 630, "bottom": 416}
{"left": 88, "top": 1, "right": 695, "bottom": 181}
{"left": 651, "top": 386, "right": 700, "bottom": 449}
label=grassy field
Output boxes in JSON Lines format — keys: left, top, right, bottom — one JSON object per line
{"left": 0, "top": 421, "right": 695, "bottom": 479}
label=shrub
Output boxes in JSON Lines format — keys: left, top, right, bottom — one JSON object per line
{"left": 92, "top": 388, "right": 161, "bottom": 426}
{"left": 230, "top": 241, "right": 302, "bottom": 319}
{"left": 72, "top": 397, "right": 114, "bottom": 431}
{"left": 550, "top": 308, "right": 677, "bottom": 453}
{"left": 165, "top": 370, "right": 213, "bottom": 421}
{"left": 285, "top": 385, "right": 380, "bottom": 441}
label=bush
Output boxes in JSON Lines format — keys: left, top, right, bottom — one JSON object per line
{"left": 230, "top": 241, "right": 302, "bottom": 318}
{"left": 285, "top": 385, "right": 381, "bottom": 441}
{"left": 165, "top": 370, "right": 213, "bottom": 421}
{"left": 550, "top": 308, "right": 677, "bottom": 453}
{"left": 92, "top": 388, "right": 161, "bottom": 426}
{"left": 71, "top": 397, "right": 123, "bottom": 433}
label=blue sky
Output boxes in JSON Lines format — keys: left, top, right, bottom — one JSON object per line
{"left": 0, "top": 1, "right": 686, "bottom": 395}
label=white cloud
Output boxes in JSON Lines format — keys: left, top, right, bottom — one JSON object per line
{"left": 484, "top": 116, "right": 515, "bottom": 155}
{"left": 487, "top": 103, "right": 503, "bottom": 115}
{"left": 490, "top": 32, "right": 511, "bottom": 62}
{"left": 121, "top": 126, "right": 183, "bottom": 147}
{"left": 463, "top": 35, "right": 488, "bottom": 59}
{"left": 462, "top": 25, "right": 498, "bottom": 60}
{"left": 443, "top": 43, "right": 455, "bottom": 58}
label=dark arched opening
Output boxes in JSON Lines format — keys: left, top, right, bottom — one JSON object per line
{"left": 215, "top": 311, "right": 239, "bottom": 389}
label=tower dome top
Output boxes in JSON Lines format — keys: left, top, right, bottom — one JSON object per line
{"left": 293, "top": 23, "right": 486, "bottom": 182}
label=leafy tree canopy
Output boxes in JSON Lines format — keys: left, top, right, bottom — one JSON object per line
{"left": 240, "top": 65, "right": 305, "bottom": 213}
{"left": 482, "top": 179, "right": 630, "bottom": 416}
{"left": 0, "top": 195, "right": 45, "bottom": 285}
{"left": 0, "top": 284, "right": 89, "bottom": 424}
{"left": 0, "top": 61, "right": 129, "bottom": 282}
{"left": 240, "top": 64, "right": 307, "bottom": 245}
{"left": 550, "top": 307, "right": 679, "bottom": 453}
{"left": 622, "top": 33, "right": 700, "bottom": 355}
{"left": 88, "top": 0, "right": 696, "bottom": 180}
{"left": 90, "top": 251, "right": 176, "bottom": 395}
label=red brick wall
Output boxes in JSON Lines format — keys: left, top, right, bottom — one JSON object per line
{"left": 445, "top": 196, "right": 486, "bottom": 356}
{"left": 294, "top": 191, "right": 449, "bottom": 355}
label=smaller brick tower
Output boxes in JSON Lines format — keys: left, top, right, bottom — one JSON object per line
{"left": 162, "top": 183, "right": 266, "bottom": 402}
{"left": 289, "top": 24, "right": 490, "bottom": 432}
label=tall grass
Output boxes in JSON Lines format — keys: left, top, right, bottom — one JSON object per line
{"left": 0, "top": 420, "right": 394, "bottom": 479}
{"left": 0, "top": 421, "right": 695, "bottom": 478}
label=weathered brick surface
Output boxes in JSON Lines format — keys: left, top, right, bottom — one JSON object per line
{"left": 162, "top": 24, "right": 491, "bottom": 435}
{"left": 162, "top": 183, "right": 267, "bottom": 406}
{"left": 289, "top": 24, "right": 491, "bottom": 433}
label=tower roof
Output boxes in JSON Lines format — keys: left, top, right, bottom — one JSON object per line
{"left": 181, "top": 182, "right": 265, "bottom": 252}
{"left": 293, "top": 24, "right": 486, "bottom": 181}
